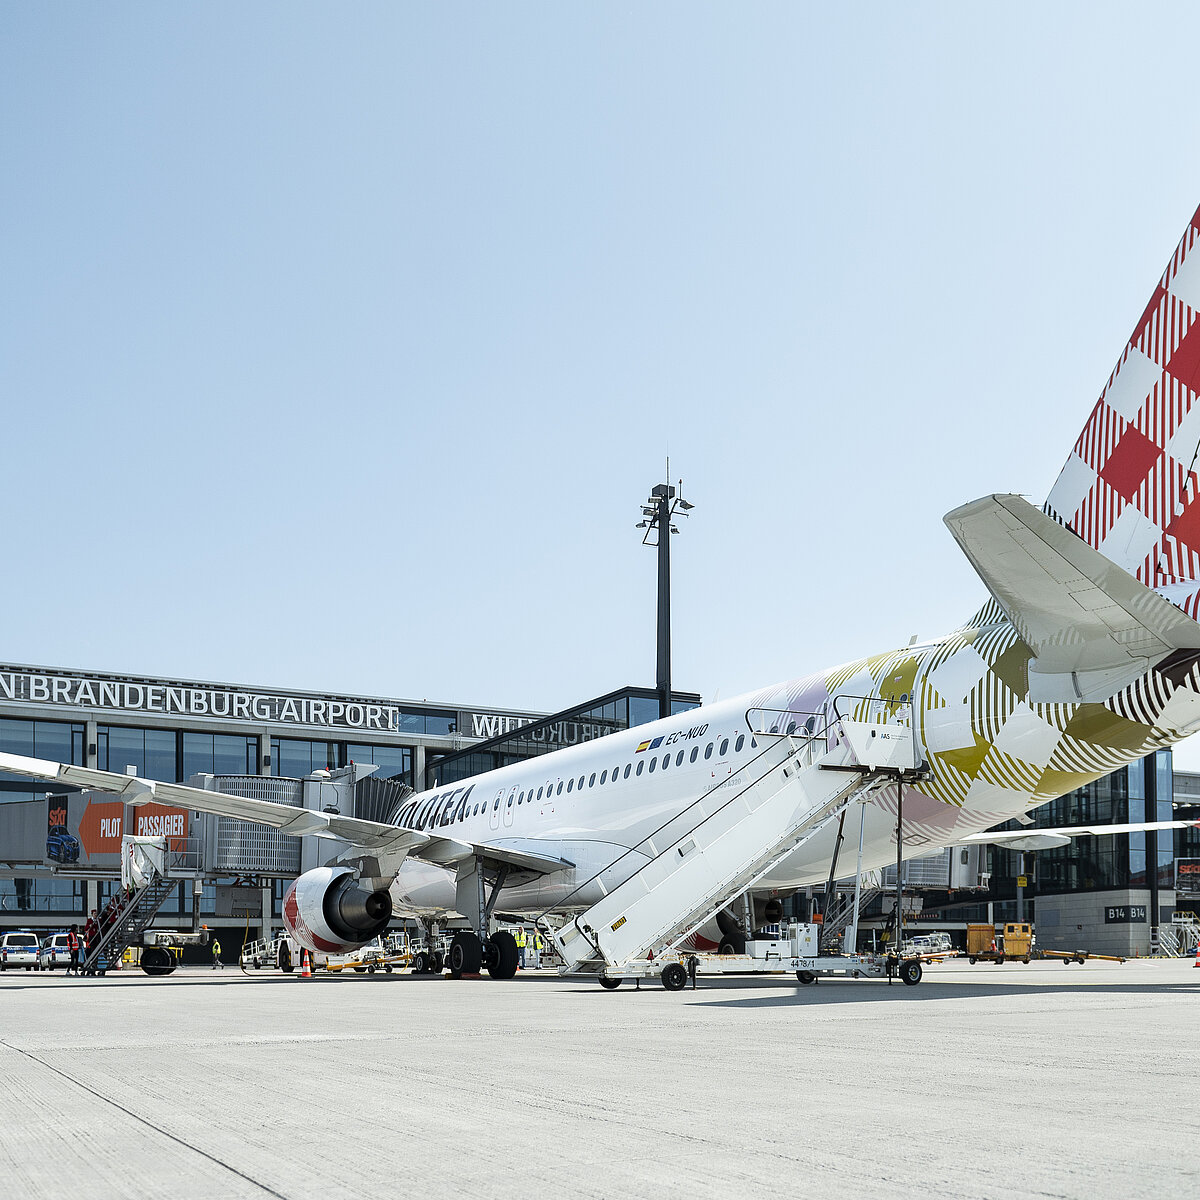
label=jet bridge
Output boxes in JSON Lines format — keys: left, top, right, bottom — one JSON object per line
{"left": 541, "top": 702, "right": 926, "bottom": 989}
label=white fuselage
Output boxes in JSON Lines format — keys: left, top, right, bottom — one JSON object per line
{"left": 386, "top": 615, "right": 1194, "bottom": 923}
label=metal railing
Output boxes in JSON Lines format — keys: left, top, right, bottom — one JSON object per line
{"left": 536, "top": 715, "right": 832, "bottom": 959}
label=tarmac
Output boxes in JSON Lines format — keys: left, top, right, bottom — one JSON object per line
{"left": 0, "top": 957, "right": 1197, "bottom": 1200}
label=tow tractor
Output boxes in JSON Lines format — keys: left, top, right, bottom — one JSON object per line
{"left": 587, "top": 921, "right": 932, "bottom": 990}
{"left": 325, "top": 937, "right": 397, "bottom": 974}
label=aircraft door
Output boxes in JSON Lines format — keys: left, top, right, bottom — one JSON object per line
{"left": 489, "top": 790, "right": 502, "bottom": 830}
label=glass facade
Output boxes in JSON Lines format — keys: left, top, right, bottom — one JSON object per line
{"left": 98, "top": 725, "right": 177, "bottom": 781}
{"left": 0, "top": 877, "right": 84, "bottom": 913}
{"left": 270, "top": 738, "right": 338, "bottom": 778}
{"left": 347, "top": 743, "right": 412, "bottom": 784}
{"left": 429, "top": 686, "right": 701, "bottom": 787}
{"left": 0, "top": 718, "right": 86, "bottom": 803}
{"left": 182, "top": 732, "right": 260, "bottom": 779}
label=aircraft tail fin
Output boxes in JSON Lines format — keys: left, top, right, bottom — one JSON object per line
{"left": 945, "top": 493, "right": 1200, "bottom": 703}
{"left": 1044, "top": 203, "right": 1200, "bottom": 602}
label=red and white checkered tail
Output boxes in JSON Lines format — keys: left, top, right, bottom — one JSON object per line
{"left": 1044, "top": 203, "right": 1200, "bottom": 620}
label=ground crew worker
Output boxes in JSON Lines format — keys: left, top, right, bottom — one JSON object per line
{"left": 66, "top": 925, "right": 80, "bottom": 976}
{"left": 212, "top": 937, "right": 223, "bottom": 970}
{"left": 515, "top": 927, "right": 526, "bottom": 968}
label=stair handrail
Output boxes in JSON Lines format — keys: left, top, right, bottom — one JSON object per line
{"left": 535, "top": 710, "right": 832, "bottom": 949}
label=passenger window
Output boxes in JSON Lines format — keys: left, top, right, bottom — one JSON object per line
{"left": 537, "top": 786, "right": 544, "bottom": 800}
{"left": 661, "top": 754, "right": 669, "bottom": 769}
{"left": 507, "top": 795, "right": 513, "bottom": 807}
{"left": 556, "top": 782, "right": 563, "bottom": 795}
{"left": 518, "top": 791, "right": 524, "bottom": 805}
{"left": 600, "top": 770, "right": 607, "bottom": 785}
{"left": 649, "top": 758, "right": 657, "bottom": 773}
{"left": 624, "top": 764, "right": 631, "bottom": 779}
{"left": 676, "top": 750, "right": 684, "bottom": 766}
{"left": 589, "top": 773, "right": 596, "bottom": 787}
{"left": 493, "top": 798, "right": 500, "bottom": 811}
{"left": 705, "top": 744, "right": 713, "bottom": 759}
{"left": 473, "top": 804, "right": 479, "bottom": 816}
{"left": 613, "top": 766, "right": 619, "bottom": 780}
{"left": 720, "top": 738, "right": 729, "bottom": 756}
{"left": 578, "top": 775, "right": 584, "bottom": 789}
{"left": 690, "top": 747, "right": 698, "bottom": 763}
{"left": 751, "top": 737, "right": 758, "bottom": 749}
{"left": 567, "top": 778, "right": 574, "bottom": 793}
{"left": 735, "top": 735, "right": 744, "bottom": 752}
{"left": 636, "top": 761, "right": 644, "bottom": 776}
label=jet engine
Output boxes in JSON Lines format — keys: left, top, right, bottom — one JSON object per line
{"left": 282, "top": 866, "right": 393, "bottom": 955}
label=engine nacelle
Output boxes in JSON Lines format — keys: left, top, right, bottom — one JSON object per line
{"left": 282, "top": 866, "right": 392, "bottom": 955}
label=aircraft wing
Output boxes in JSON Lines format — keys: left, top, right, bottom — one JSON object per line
{"left": 944, "top": 493, "right": 1200, "bottom": 702}
{"left": 957, "top": 819, "right": 1200, "bottom": 851}
{"left": 0, "top": 752, "right": 571, "bottom": 875}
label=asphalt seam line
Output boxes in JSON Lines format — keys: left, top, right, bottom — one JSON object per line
{"left": 0, "top": 1038, "right": 289, "bottom": 1200}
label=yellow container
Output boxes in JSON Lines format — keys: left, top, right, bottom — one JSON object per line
{"left": 967, "top": 924, "right": 996, "bottom": 955}
{"left": 1002, "top": 923, "right": 1032, "bottom": 957}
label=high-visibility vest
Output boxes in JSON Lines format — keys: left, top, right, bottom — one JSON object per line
{"left": 515, "top": 929, "right": 526, "bottom": 947}
{"left": 212, "top": 940, "right": 221, "bottom": 954}
{"left": 67, "top": 932, "right": 78, "bottom": 952}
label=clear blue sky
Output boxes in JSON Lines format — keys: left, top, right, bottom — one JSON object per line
{"left": 5, "top": 6, "right": 1200, "bottom": 761}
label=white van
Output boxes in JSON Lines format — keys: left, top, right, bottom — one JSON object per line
{"left": 0, "top": 932, "right": 41, "bottom": 970}
{"left": 39, "top": 933, "right": 72, "bottom": 970}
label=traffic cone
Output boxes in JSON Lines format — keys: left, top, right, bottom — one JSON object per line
{"left": 301, "top": 949, "right": 312, "bottom": 978}
{"left": 1193, "top": 941, "right": 1200, "bottom": 969}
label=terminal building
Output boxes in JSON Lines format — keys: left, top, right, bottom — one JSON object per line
{"left": 0, "top": 660, "right": 698, "bottom": 945}
{"left": 2, "top": 657, "right": 1199, "bottom": 959}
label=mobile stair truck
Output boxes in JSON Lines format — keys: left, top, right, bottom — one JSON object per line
{"left": 540, "top": 700, "right": 932, "bottom": 992}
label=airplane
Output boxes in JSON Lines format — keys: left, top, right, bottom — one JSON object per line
{"left": 8, "top": 201, "right": 1200, "bottom": 982}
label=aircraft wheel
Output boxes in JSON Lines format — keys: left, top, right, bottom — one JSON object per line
{"left": 278, "top": 944, "right": 293, "bottom": 974}
{"left": 448, "top": 932, "right": 483, "bottom": 979}
{"left": 900, "top": 959, "right": 922, "bottom": 986}
{"left": 796, "top": 971, "right": 817, "bottom": 985}
{"left": 485, "top": 931, "right": 518, "bottom": 980}
{"left": 412, "top": 950, "right": 430, "bottom": 974}
{"left": 598, "top": 976, "right": 622, "bottom": 990}
{"left": 432, "top": 951, "right": 444, "bottom": 973}
{"left": 661, "top": 963, "right": 688, "bottom": 991}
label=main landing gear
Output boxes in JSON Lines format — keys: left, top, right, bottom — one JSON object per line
{"left": 444, "top": 930, "right": 519, "bottom": 980}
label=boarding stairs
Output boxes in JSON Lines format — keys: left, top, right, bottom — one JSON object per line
{"left": 83, "top": 873, "right": 177, "bottom": 973}
{"left": 544, "top": 704, "right": 921, "bottom": 979}
{"left": 819, "top": 876, "right": 885, "bottom": 950}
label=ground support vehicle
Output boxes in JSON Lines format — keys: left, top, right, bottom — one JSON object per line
{"left": 965, "top": 922, "right": 1033, "bottom": 964}
{"left": 585, "top": 923, "right": 932, "bottom": 990}
{"left": 325, "top": 938, "right": 397, "bottom": 974}
{"left": 1040, "top": 949, "right": 1127, "bottom": 964}
{"left": 240, "top": 931, "right": 325, "bottom": 973}
{"left": 138, "top": 929, "right": 211, "bottom": 977}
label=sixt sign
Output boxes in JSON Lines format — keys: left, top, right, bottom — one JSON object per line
{"left": 1175, "top": 858, "right": 1200, "bottom": 895}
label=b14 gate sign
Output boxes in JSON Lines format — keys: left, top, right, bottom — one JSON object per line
{"left": 1104, "top": 905, "right": 1148, "bottom": 923}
